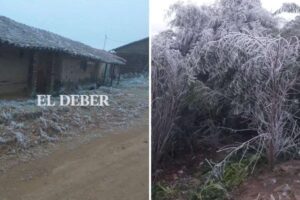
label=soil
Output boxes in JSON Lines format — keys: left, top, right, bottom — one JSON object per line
{"left": 154, "top": 151, "right": 300, "bottom": 200}
{"left": 152, "top": 150, "right": 215, "bottom": 200}
{"left": 0, "top": 76, "right": 149, "bottom": 200}
{"left": 0, "top": 113, "right": 149, "bottom": 200}
{"left": 234, "top": 160, "right": 300, "bottom": 200}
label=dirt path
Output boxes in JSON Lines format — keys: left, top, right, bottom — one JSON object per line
{"left": 0, "top": 115, "right": 149, "bottom": 200}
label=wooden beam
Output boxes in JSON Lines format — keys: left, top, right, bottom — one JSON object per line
{"left": 110, "top": 65, "right": 115, "bottom": 86}
{"left": 94, "top": 61, "right": 100, "bottom": 87}
{"left": 29, "top": 51, "right": 38, "bottom": 96}
{"left": 117, "top": 66, "right": 121, "bottom": 85}
{"left": 49, "top": 53, "right": 56, "bottom": 94}
{"left": 103, "top": 63, "right": 108, "bottom": 85}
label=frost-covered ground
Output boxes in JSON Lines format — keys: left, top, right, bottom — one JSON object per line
{"left": 0, "top": 75, "right": 148, "bottom": 156}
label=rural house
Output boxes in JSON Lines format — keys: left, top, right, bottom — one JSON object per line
{"left": 0, "top": 16, "right": 125, "bottom": 97}
{"left": 114, "top": 38, "right": 148, "bottom": 74}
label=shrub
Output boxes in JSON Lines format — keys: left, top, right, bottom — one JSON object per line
{"left": 152, "top": 0, "right": 300, "bottom": 172}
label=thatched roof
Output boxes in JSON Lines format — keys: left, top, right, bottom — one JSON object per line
{"left": 0, "top": 16, "right": 125, "bottom": 64}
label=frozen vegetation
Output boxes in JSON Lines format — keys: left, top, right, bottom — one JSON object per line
{"left": 152, "top": 0, "right": 300, "bottom": 199}
{"left": 0, "top": 75, "right": 148, "bottom": 155}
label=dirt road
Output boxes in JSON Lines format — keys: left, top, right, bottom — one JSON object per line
{"left": 0, "top": 114, "right": 149, "bottom": 200}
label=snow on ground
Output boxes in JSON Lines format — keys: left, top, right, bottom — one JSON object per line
{"left": 0, "top": 76, "right": 148, "bottom": 156}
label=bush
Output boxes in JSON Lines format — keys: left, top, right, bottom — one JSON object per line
{"left": 152, "top": 0, "right": 300, "bottom": 172}
{"left": 152, "top": 183, "right": 176, "bottom": 200}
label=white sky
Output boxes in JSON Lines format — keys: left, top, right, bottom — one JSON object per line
{"left": 151, "top": 0, "right": 300, "bottom": 35}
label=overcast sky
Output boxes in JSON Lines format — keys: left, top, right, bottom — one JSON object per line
{"left": 151, "top": 0, "right": 300, "bottom": 35}
{"left": 0, "top": 0, "right": 149, "bottom": 50}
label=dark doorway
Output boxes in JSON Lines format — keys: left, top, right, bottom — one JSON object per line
{"left": 36, "top": 53, "right": 52, "bottom": 94}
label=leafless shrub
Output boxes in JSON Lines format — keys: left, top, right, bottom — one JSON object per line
{"left": 151, "top": 35, "right": 188, "bottom": 170}
{"left": 201, "top": 33, "right": 300, "bottom": 175}
{"left": 152, "top": 0, "right": 300, "bottom": 174}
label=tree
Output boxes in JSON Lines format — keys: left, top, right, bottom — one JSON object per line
{"left": 152, "top": 0, "right": 300, "bottom": 172}
{"left": 282, "top": 16, "right": 300, "bottom": 39}
{"left": 151, "top": 32, "right": 188, "bottom": 170}
{"left": 202, "top": 33, "right": 300, "bottom": 170}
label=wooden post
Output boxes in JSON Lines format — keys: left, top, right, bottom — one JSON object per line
{"left": 103, "top": 63, "right": 108, "bottom": 85}
{"left": 110, "top": 65, "right": 115, "bottom": 86}
{"left": 49, "top": 53, "right": 56, "bottom": 94}
{"left": 29, "top": 51, "right": 38, "bottom": 96}
{"left": 94, "top": 61, "right": 100, "bottom": 87}
{"left": 56, "top": 55, "right": 63, "bottom": 93}
{"left": 117, "top": 66, "right": 121, "bottom": 85}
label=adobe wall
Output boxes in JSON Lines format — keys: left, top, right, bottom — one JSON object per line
{"left": 117, "top": 53, "right": 148, "bottom": 74}
{"left": 0, "top": 47, "right": 110, "bottom": 97}
{"left": 97, "top": 63, "right": 111, "bottom": 84}
{"left": 60, "top": 56, "right": 106, "bottom": 90}
{"left": 0, "top": 46, "right": 30, "bottom": 96}
{"left": 98, "top": 63, "right": 107, "bottom": 80}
